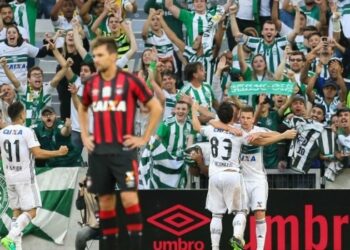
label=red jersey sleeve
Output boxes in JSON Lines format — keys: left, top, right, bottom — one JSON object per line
{"left": 81, "top": 80, "right": 92, "bottom": 107}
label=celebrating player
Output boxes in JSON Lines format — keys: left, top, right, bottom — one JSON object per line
{"left": 0, "top": 101, "right": 68, "bottom": 250}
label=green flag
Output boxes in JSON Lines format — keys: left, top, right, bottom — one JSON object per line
{"left": 139, "top": 137, "right": 187, "bottom": 189}
{"left": 0, "top": 165, "right": 79, "bottom": 244}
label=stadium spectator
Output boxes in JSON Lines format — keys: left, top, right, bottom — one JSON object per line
{"left": 178, "top": 62, "right": 218, "bottom": 126}
{"left": 335, "top": 108, "right": 350, "bottom": 167}
{"left": 306, "top": 65, "right": 346, "bottom": 123}
{"left": 161, "top": 70, "right": 178, "bottom": 120}
{"left": 230, "top": 4, "right": 300, "bottom": 73}
{"left": 75, "top": 177, "right": 100, "bottom": 250}
{"left": 0, "top": 3, "right": 29, "bottom": 42}
{"left": 0, "top": 83, "right": 16, "bottom": 128}
{"left": 0, "top": 58, "right": 68, "bottom": 126}
{"left": 32, "top": 106, "right": 82, "bottom": 167}
{"left": 0, "top": 24, "right": 50, "bottom": 86}
{"left": 142, "top": 9, "right": 185, "bottom": 73}
{"left": 47, "top": 24, "right": 90, "bottom": 120}
{"left": 50, "top": 0, "right": 81, "bottom": 31}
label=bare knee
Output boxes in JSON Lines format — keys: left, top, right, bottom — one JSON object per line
{"left": 26, "top": 208, "right": 37, "bottom": 219}
{"left": 254, "top": 210, "right": 266, "bottom": 220}
{"left": 99, "top": 194, "right": 116, "bottom": 211}
{"left": 120, "top": 191, "right": 139, "bottom": 208}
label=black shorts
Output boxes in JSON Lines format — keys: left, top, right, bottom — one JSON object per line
{"left": 87, "top": 150, "right": 139, "bottom": 195}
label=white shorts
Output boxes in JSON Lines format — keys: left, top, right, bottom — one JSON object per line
{"left": 7, "top": 182, "right": 42, "bottom": 211}
{"left": 245, "top": 178, "right": 268, "bottom": 212}
{"left": 206, "top": 171, "right": 247, "bottom": 214}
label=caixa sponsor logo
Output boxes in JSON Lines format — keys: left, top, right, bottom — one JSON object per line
{"left": 147, "top": 204, "right": 210, "bottom": 250}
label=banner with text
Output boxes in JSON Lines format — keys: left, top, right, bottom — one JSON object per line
{"left": 228, "top": 81, "right": 295, "bottom": 96}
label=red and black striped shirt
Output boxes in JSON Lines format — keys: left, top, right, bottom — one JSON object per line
{"left": 82, "top": 71, "right": 153, "bottom": 154}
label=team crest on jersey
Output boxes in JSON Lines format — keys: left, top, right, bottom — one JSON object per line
{"left": 0, "top": 174, "right": 9, "bottom": 217}
{"left": 116, "top": 87, "right": 123, "bottom": 95}
{"left": 184, "top": 129, "right": 190, "bottom": 137}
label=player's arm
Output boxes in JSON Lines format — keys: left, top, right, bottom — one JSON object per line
{"left": 79, "top": 102, "right": 94, "bottom": 152}
{"left": 208, "top": 119, "right": 243, "bottom": 136}
{"left": 31, "top": 145, "right": 68, "bottom": 159}
{"left": 249, "top": 129, "right": 297, "bottom": 146}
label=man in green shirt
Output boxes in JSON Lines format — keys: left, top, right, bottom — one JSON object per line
{"left": 157, "top": 100, "right": 196, "bottom": 158}
{"left": 32, "top": 106, "right": 82, "bottom": 167}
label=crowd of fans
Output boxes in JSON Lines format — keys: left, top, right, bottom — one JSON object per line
{"left": 0, "top": 0, "right": 349, "bottom": 190}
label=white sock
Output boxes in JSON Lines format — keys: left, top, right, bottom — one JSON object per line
{"left": 233, "top": 212, "right": 246, "bottom": 241}
{"left": 10, "top": 217, "right": 17, "bottom": 230}
{"left": 210, "top": 214, "right": 223, "bottom": 249}
{"left": 8, "top": 212, "right": 31, "bottom": 240}
{"left": 256, "top": 218, "right": 267, "bottom": 250}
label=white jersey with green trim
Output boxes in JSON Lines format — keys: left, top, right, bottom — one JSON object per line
{"left": 179, "top": 82, "right": 216, "bottom": 112}
{"left": 245, "top": 36, "right": 288, "bottom": 73}
{"left": 201, "top": 125, "right": 248, "bottom": 177}
{"left": 0, "top": 125, "right": 40, "bottom": 185}
{"left": 0, "top": 42, "right": 39, "bottom": 85}
{"left": 235, "top": 124, "right": 270, "bottom": 181}
{"left": 162, "top": 89, "right": 177, "bottom": 120}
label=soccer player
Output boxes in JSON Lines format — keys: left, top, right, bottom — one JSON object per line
{"left": 193, "top": 102, "right": 297, "bottom": 250}
{"left": 79, "top": 37, "right": 162, "bottom": 250}
{"left": 210, "top": 105, "right": 297, "bottom": 250}
{"left": 0, "top": 101, "right": 68, "bottom": 250}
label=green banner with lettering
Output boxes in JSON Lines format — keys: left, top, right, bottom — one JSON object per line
{"left": 228, "top": 81, "right": 294, "bottom": 96}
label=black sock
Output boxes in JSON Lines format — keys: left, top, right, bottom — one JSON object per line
{"left": 124, "top": 204, "right": 143, "bottom": 250}
{"left": 99, "top": 209, "right": 119, "bottom": 250}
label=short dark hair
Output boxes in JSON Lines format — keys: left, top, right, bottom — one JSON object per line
{"left": 262, "top": 20, "right": 276, "bottom": 29}
{"left": 217, "top": 102, "right": 234, "bottom": 124}
{"left": 184, "top": 62, "right": 203, "bottom": 81}
{"left": 91, "top": 37, "right": 117, "bottom": 54}
{"left": 290, "top": 51, "right": 306, "bottom": 61}
{"left": 8, "top": 101, "right": 24, "bottom": 121}
{"left": 307, "top": 32, "right": 321, "bottom": 40}
{"left": 0, "top": 3, "right": 12, "bottom": 12}
{"left": 161, "top": 70, "right": 177, "bottom": 80}
{"left": 312, "top": 104, "right": 326, "bottom": 120}
{"left": 80, "top": 62, "right": 96, "bottom": 73}
{"left": 175, "top": 100, "right": 190, "bottom": 109}
{"left": 27, "top": 66, "right": 43, "bottom": 78}
{"left": 303, "top": 26, "right": 318, "bottom": 33}
{"left": 240, "top": 106, "right": 255, "bottom": 115}
{"left": 337, "top": 108, "right": 350, "bottom": 116}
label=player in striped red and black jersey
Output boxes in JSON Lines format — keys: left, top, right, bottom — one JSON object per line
{"left": 79, "top": 37, "right": 162, "bottom": 250}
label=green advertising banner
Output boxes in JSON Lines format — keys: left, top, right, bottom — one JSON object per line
{"left": 228, "top": 81, "right": 295, "bottom": 96}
